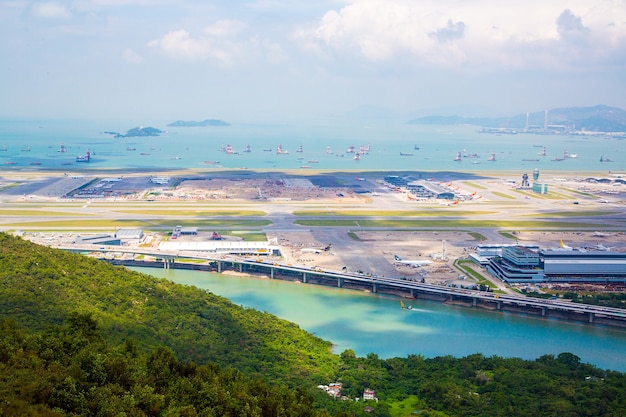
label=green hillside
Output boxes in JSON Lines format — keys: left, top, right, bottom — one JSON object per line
{"left": 0, "top": 233, "right": 339, "bottom": 385}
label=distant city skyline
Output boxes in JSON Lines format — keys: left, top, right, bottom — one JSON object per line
{"left": 1, "top": 1, "right": 625, "bottom": 123}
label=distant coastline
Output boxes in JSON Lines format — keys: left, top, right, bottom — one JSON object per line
{"left": 167, "top": 119, "right": 229, "bottom": 127}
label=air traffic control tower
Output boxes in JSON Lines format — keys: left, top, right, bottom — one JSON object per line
{"left": 532, "top": 168, "right": 549, "bottom": 194}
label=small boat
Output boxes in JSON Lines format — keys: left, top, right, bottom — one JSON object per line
{"left": 454, "top": 151, "right": 462, "bottom": 161}
{"left": 29, "top": 162, "right": 42, "bottom": 165}
{"left": 170, "top": 156, "right": 181, "bottom": 160}
{"left": 487, "top": 152, "right": 496, "bottom": 161}
{"left": 244, "top": 144, "right": 251, "bottom": 153}
{"left": 21, "top": 146, "right": 31, "bottom": 152}
{"left": 263, "top": 148, "right": 272, "bottom": 152}
{"left": 400, "top": 152, "right": 413, "bottom": 156}
{"left": 522, "top": 158, "right": 539, "bottom": 162}
{"left": 300, "top": 165, "right": 312, "bottom": 169}
{"left": 414, "top": 145, "right": 420, "bottom": 150}
{"left": 307, "top": 160, "right": 319, "bottom": 163}
{"left": 126, "top": 147, "right": 136, "bottom": 151}
{"left": 140, "top": 152, "right": 150, "bottom": 155}
{"left": 297, "top": 145, "right": 303, "bottom": 153}
{"left": 346, "top": 145, "right": 355, "bottom": 153}
{"left": 4, "top": 161, "right": 17, "bottom": 165}
{"left": 353, "top": 152, "right": 361, "bottom": 161}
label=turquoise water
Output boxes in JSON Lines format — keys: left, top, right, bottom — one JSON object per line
{"left": 135, "top": 267, "right": 626, "bottom": 371}
{"left": 1, "top": 119, "right": 624, "bottom": 172}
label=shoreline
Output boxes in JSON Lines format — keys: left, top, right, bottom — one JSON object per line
{"left": 1, "top": 167, "right": 619, "bottom": 179}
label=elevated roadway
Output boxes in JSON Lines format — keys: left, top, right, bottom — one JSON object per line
{"left": 65, "top": 245, "right": 626, "bottom": 327}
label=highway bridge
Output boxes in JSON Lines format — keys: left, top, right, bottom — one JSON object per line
{"left": 64, "top": 246, "right": 626, "bottom": 328}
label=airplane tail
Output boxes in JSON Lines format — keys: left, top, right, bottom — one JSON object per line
{"left": 560, "top": 239, "right": 565, "bottom": 248}
{"left": 394, "top": 255, "right": 401, "bottom": 261}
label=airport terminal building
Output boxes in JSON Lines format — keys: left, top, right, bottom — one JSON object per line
{"left": 485, "top": 246, "right": 626, "bottom": 283}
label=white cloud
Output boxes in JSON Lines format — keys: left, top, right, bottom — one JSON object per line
{"left": 300, "top": 0, "right": 626, "bottom": 69}
{"left": 148, "top": 19, "right": 286, "bottom": 66}
{"left": 122, "top": 48, "right": 144, "bottom": 63}
{"left": 30, "top": 1, "right": 71, "bottom": 19}
{"left": 204, "top": 19, "right": 246, "bottom": 37}
{"left": 148, "top": 29, "right": 209, "bottom": 60}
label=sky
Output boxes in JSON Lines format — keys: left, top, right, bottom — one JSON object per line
{"left": 1, "top": 0, "right": 625, "bottom": 123}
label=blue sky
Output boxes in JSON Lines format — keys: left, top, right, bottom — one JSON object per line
{"left": 1, "top": 0, "right": 625, "bottom": 123}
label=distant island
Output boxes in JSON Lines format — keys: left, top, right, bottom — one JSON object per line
{"left": 104, "top": 127, "right": 163, "bottom": 138}
{"left": 408, "top": 104, "right": 626, "bottom": 133}
{"left": 167, "top": 119, "right": 229, "bottom": 127}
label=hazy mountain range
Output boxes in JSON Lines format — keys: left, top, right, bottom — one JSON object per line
{"left": 408, "top": 105, "right": 626, "bottom": 132}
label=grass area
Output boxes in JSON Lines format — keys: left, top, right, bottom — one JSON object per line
{"left": 294, "top": 219, "right": 599, "bottom": 228}
{"left": 511, "top": 189, "right": 571, "bottom": 200}
{"left": 292, "top": 210, "right": 497, "bottom": 217}
{"left": 463, "top": 181, "right": 488, "bottom": 190}
{"left": 0, "top": 210, "right": 88, "bottom": 216}
{"left": 176, "top": 258, "right": 207, "bottom": 264}
{"left": 347, "top": 232, "right": 360, "bottom": 240}
{"left": 491, "top": 191, "right": 516, "bottom": 199}
{"left": 113, "top": 209, "right": 266, "bottom": 216}
{"left": 456, "top": 260, "right": 504, "bottom": 293}
{"left": 229, "top": 231, "right": 268, "bottom": 241}
{"left": 10, "top": 219, "right": 272, "bottom": 228}
{"left": 388, "top": 395, "right": 426, "bottom": 417}
{"left": 499, "top": 231, "right": 518, "bottom": 240}
{"left": 467, "top": 231, "right": 487, "bottom": 241}
{"left": 522, "top": 210, "right": 619, "bottom": 217}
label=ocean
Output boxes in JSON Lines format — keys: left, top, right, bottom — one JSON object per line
{"left": 0, "top": 119, "right": 624, "bottom": 172}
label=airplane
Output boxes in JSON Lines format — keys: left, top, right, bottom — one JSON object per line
{"left": 559, "top": 240, "right": 573, "bottom": 250}
{"left": 592, "top": 242, "right": 614, "bottom": 251}
{"left": 393, "top": 255, "right": 432, "bottom": 267}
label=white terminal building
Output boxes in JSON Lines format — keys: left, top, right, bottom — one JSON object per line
{"left": 159, "top": 240, "right": 281, "bottom": 256}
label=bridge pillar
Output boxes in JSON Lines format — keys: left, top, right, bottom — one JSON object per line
{"left": 217, "top": 261, "right": 222, "bottom": 273}
{"left": 338, "top": 278, "right": 342, "bottom": 288}
{"left": 303, "top": 272, "right": 307, "bottom": 283}
{"left": 496, "top": 301, "right": 501, "bottom": 310}
{"left": 472, "top": 297, "right": 477, "bottom": 307}
{"left": 410, "top": 289, "right": 415, "bottom": 298}
{"left": 271, "top": 267, "right": 274, "bottom": 279}
{"left": 589, "top": 312, "right": 594, "bottom": 323}
{"left": 541, "top": 307, "right": 546, "bottom": 317}
{"left": 372, "top": 283, "right": 377, "bottom": 293}
{"left": 239, "top": 263, "right": 243, "bottom": 273}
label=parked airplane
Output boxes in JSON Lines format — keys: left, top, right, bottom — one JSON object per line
{"left": 559, "top": 240, "right": 573, "bottom": 250}
{"left": 394, "top": 255, "right": 432, "bottom": 267}
{"left": 592, "top": 242, "right": 614, "bottom": 251}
